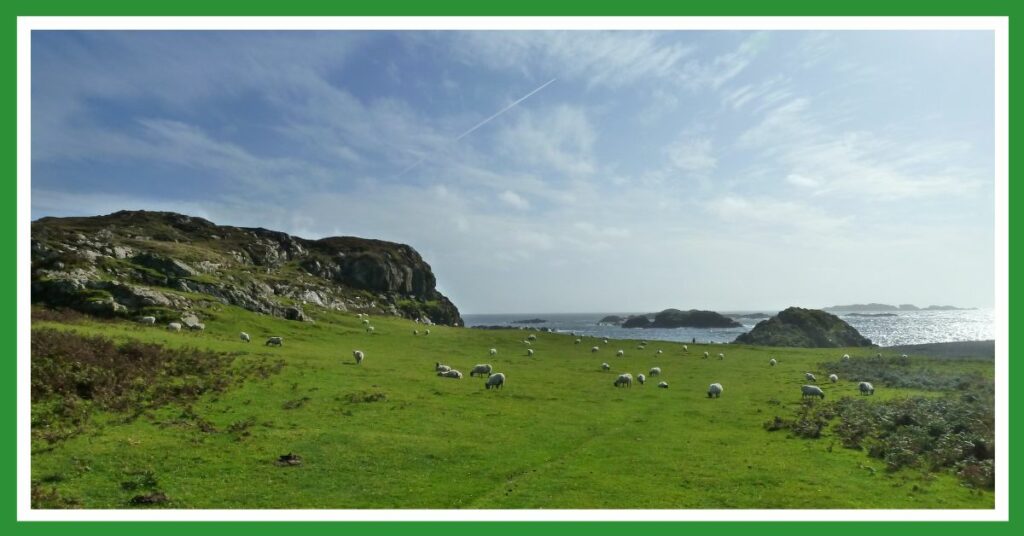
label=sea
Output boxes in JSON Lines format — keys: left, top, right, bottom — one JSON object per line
{"left": 462, "top": 309, "right": 995, "bottom": 347}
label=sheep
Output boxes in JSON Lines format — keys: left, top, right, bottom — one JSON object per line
{"left": 413, "top": 329, "right": 419, "bottom": 336}
{"left": 829, "top": 374, "right": 838, "bottom": 383}
{"left": 769, "top": 358, "right": 777, "bottom": 367}
{"left": 424, "top": 329, "right": 430, "bottom": 335}
{"left": 489, "top": 348, "right": 498, "bottom": 356}
{"left": 366, "top": 326, "right": 375, "bottom": 333}
{"left": 362, "top": 319, "right": 370, "bottom": 325}
{"left": 614, "top": 373, "right": 633, "bottom": 388}
{"left": 657, "top": 381, "right": 669, "bottom": 389}
{"left": 265, "top": 336, "right": 283, "bottom": 346}
{"left": 575, "top": 339, "right": 581, "bottom": 345}
{"left": 523, "top": 340, "right": 531, "bottom": 346}
{"left": 641, "top": 340, "right": 648, "bottom": 345}
{"left": 353, "top": 350, "right": 365, "bottom": 365}
{"left": 842, "top": 354, "right": 851, "bottom": 361}
{"left": 527, "top": 334, "right": 537, "bottom": 341}
{"left": 591, "top": 346, "right": 600, "bottom": 353}
{"left": 656, "top": 349, "right": 663, "bottom": 355}
{"left": 240, "top": 332, "right": 251, "bottom": 343}
{"left": 637, "top": 373, "right": 646, "bottom": 385}
{"left": 527, "top": 349, "right": 535, "bottom": 357}
{"left": 636, "top": 345, "right": 644, "bottom": 350}
{"left": 805, "top": 372, "right": 816, "bottom": 382}
{"left": 649, "top": 367, "right": 662, "bottom": 377}
{"left": 435, "top": 362, "right": 451, "bottom": 373}
{"left": 140, "top": 316, "right": 156, "bottom": 324}
{"left": 717, "top": 352, "right": 725, "bottom": 360}
{"left": 438, "top": 369, "right": 463, "bottom": 379}
{"left": 703, "top": 351, "right": 709, "bottom": 359}
{"left": 876, "top": 352, "right": 882, "bottom": 358}
{"left": 470, "top": 364, "right": 493, "bottom": 377}
{"left": 901, "top": 354, "right": 908, "bottom": 359}
{"left": 189, "top": 323, "right": 205, "bottom": 331}
{"left": 616, "top": 349, "right": 625, "bottom": 357}
{"left": 801, "top": 385, "right": 826, "bottom": 399}
{"left": 485, "top": 372, "right": 505, "bottom": 389}
{"left": 683, "top": 345, "right": 688, "bottom": 352}
{"left": 601, "top": 362, "right": 611, "bottom": 371}
{"left": 859, "top": 382, "right": 875, "bottom": 395}
{"left": 165, "top": 322, "right": 182, "bottom": 332}
{"left": 707, "top": 383, "right": 723, "bottom": 398}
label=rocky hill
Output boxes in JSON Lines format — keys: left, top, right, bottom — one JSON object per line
{"left": 734, "top": 307, "right": 872, "bottom": 347}
{"left": 618, "top": 309, "right": 741, "bottom": 329}
{"left": 31, "top": 211, "right": 463, "bottom": 326}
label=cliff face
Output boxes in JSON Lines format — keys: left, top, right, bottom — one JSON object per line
{"left": 30, "top": 210, "right": 463, "bottom": 326}
{"left": 733, "top": 307, "right": 872, "bottom": 348}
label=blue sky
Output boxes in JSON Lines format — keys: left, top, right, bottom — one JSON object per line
{"left": 31, "top": 30, "right": 995, "bottom": 313}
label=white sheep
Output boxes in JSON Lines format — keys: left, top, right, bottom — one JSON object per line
{"left": 362, "top": 319, "right": 370, "bottom": 325}
{"left": 575, "top": 339, "right": 581, "bottom": 345}
{"left": 485, "top": 372, "right": 505, "bottom": 389}
{"left": 435, "top": 362, "right": 451, "bottom": 373}
{"left": 656, "top": 349, "right": 663, "bottom": 355}
{"left": 424, "top": 329, "right": 430, "bottom": 335}
{"left": 489, "top": 348, "right": 498, "bottom": 356}
{"left": 718, "top": 353, "right": 725, "bottom": 360}
{"left": 769, "top": 358, "right": 777, "bottom": 367}
{"left": 366, "top": 326, "right": 375, "bottom": 333}
{"left": 470, "top": 364, "right": 493, "bottom": 377}
{"left": 265, "top": 336, "right": 283, "bottom": 346}
{"left": 683, "top": 345, "right": 688, "bottom": 352}
{"left": 616, "top": 349, "right": 625, "bottom": 357}
{"left": 901, "top": 354, "right": 908, "bottom": 359}
{"left": 527, "top": 334, "right": 537, "bottom": 341}
{"left": 657, "top": 381, "right": 669, "bottom": 389}
{"left": 614, "top": 373, "right": 633, "bottom": 388}
{"left": 189, "top": 323, "right": 205, "bottom": 331}
{"left": 859, "top": 382, "right": 875, "bottom": 395}
{"left": 877, "top": 353, "right": 882, "bottom": 358}
{"left": 523, "top": 340, "right": 531, "bottom": 346}
{"left": 829, "top": 374, "right": 838, "bottom": 383}
{"left": 707, "top": 383, "right": 723, "bottom": 398}
{"left": 353, "top": 350, "right": 365, "bottom": 365}
{"left": 801, "top": 385, "right": 825, "bottom": 399}
{"left": 527, "top": 349, "right": 534, "bottom": 357}
{"left": 637, "top": 373, "right": 646, "bottom": 385}
{"left": 240, "top": 332, "right": 251, "bottom": 343}
{"left": 438, "top": 369, "right": 463, "bottom": 379}
{"left": 649, "top": 367, "right": 661, "bottom": 377}
{"left": 413, "top": 329, "right": 419, "bottom": 335}
{"left": 167, "top": 322, "right": 182, "bottom": 332}
{"left": 140, "top": 316, "right": 156, "bottom": 324}
{"left": 842, "top": 354, "right": 851, "bottom": 361}
{"left": 601, "top": 362, "right": 611, "bottom": 371}
{"left": 805, "top": 372, "right": 817, "bottom": 382}
{"left": 591, "top": 346, "right": 600, "bottom": 353}
{"left": 603, "top": 338, "right": 609, "bottom": 344}
{"left": 703, "top": 351, "right": 709, "bottom": 359}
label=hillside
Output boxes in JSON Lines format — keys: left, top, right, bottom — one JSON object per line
{"left": 31, "top": 211, "right": 462, "bottom": 326}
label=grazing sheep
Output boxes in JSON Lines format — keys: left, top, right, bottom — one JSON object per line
{"left": 901, "top": 354, "right": 908, "bottom": 359}
{"left": 649, "top": 367, "right": 662, "bottom": 377}
{"left": 435, "top": 362, "right": 451, "bottom": 373}
{"left": 769, "top": 358, "right": 777, "bottom": 367}
{"left": 489, "top": 348, "right": 498, "bottom": 356}
{"left": 601, "top": 363, "right": 611, "bottom": 371}
{"left": 614, "top": 373, "right": 633, "bottom": 388}
{"left": 657, "top": 381, "right": 669, "bottom": 389}
{"left": 240, "top": 332, "right": 251, "bottom": 343}
{"left": 717, "top": 353, "right": 725, "bottom": 360}
{"left": 641, "top": 340, "right": 648, "bottom": 345}
{"left": 842, "top": 354, "right": 851, "bottom": 361}
{"left": 189, "top": 323, "right": 205, "bottom": 331}
{"left": 656, "top": 349, "right": 663, "bottom": 355}
{"left": 805, "top": 372, "right": 816, "bottom": 382}
{"left": 265, "top": 336, "right": 283, "bottom": 346}
{"left": 636, "top": 345, "right": 644, "bottom": 350}
{"left": 425, "top": 329, "right": 430, "bottom": 335}
{"left": 353, "top": 350, "right": 365, "bottom": 365}
{"left": 166, "top": 322, "right": 182, "bottom": 332}
{"left": 413, "top": 329, "right": 419, "bottom": 335}
{"left": 362, "top": 319, "right": 370, "bottom": 325}
{"left": 438, "top": 369, "right": 463, "bottom": 379}
{"left": 877, "top": 353, "right": 882, "bottom": 358}
{"left": 591, "top": 346, "right": 600, "bottom": 353}
{"left": 527, "top": 349, "right": 535, "bottom": 357}
{"left": 527, "top": 334, "right": 537, "bottom": 341}
{"left": 707, "top": 383, "right": 723, "bottom": 398}
{"left": 637, "top": 373, "right": 646, "bottom": 385}
{"left": 603, "top": 338, "right": 609, "bottom": 344}
{"left": 575, "top": 339, "right": 581, "bottom": 344}
{"left": 683, "top": 345, "right": 688, "bottom": 352}
{"left": 829, "top": 374, "right": 838, "bottom": 383}
{"left": 140, "top": 316, "right": 156, "bottom": 324}
{"left": 859, "top": 382, "right": 875, "bottom": 395}
{"left": 485, "top": 373, "right": 505, "bottom": 389}
{"left": 703, "top": 351, "right": 709, "bottom": 359}
{"left": 523, "top": 340, "right": 531, "bottom": 346}
{"left": 470, "top": 364, "right": 493, "bottom": 377}
{"left": 616, "top": 349, "right": 625, "bottom": 357}
{"left": 366, "top": 326, "right": 375, "bottom": 333}
{"left": 801, "top": 385, "right": 826, "bottom": 399}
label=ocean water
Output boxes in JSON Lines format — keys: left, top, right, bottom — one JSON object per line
{"left": 462, "top": 309, "right": 995, "bottom": 347}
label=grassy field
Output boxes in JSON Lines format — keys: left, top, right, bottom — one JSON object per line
{"left": 30, "top": 303, "right": 994, "bottom": 509}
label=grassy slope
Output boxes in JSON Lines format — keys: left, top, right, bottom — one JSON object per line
{"left": 30, "top": 303, "right": 993, "bottom": 509}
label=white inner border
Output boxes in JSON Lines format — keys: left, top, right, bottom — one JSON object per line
{"left": 17, "top": 15, "right": 1009, "bottom": 522}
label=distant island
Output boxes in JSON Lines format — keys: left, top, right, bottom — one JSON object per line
{"left": 597, "top": 315, "right": 627, "bottom": 324}
{"left": 611, "top": 309, "right": 741, "bottom": 329}
{"left": 824, "top": 303, "right": 974, "bottom": 312}
{"left": 511, "top": 318, "right": 547, "bottom": 324}
{"left": 728, "top": 313, "right": 772, "bottom": 319}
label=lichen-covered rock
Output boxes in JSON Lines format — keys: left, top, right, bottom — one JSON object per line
{"left": 734, "top": 307, "right": 873, "bottom": 348}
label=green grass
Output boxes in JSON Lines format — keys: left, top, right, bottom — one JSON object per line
{"left": 30, "top": 304, "right": 994, "bottom": 509}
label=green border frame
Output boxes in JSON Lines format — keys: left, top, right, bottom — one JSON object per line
{"left": 7, "top": 0, "right": 1015, "bottom": 533}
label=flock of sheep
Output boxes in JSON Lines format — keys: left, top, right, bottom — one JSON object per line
{"left": 144, "top": 312, "right": 882, "bottom": 400}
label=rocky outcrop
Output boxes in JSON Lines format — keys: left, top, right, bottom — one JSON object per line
{"left": 650, "top": 309, "right": 741, "bottom": 328}
{"left": 734, "top": 307, "right": 873, "bottom": 348}
{"left": 31, "top": 210, "right": 463, "bottom": 326}
{"left": 598, "top": 315, "right": 626, "bottom": 324}
{"left": 621, "top": 315, "right": 652, "bottom": 328}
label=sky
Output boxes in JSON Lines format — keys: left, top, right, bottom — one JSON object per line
{"left": 30, "top": 30, "right": 996, "bottom": 314}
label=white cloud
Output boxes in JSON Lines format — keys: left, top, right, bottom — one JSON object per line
{"left": 785, "top": 173, "right": 819, "bottom": 188}
{"left": 666, "top": 137, "right": 717, "bottom": 173}
{"left": 680, "top": 32, "right": 771, "bottom": 90}
{"left": 499, "top": 190, "right": 530, "bottom": 210}
{"left": 496, "top": 105, "right": 596, "bottom": 177}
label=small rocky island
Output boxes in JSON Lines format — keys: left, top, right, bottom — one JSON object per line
{"left": 616, "top": 309, "right": 741, "bottom": 329}
{"left": 597, "top": 315, "right": 627, "bottom": 324}
{"left": 734, "top": 307, "right": 873, "bottom": 348}
{"left": 511, "top": 318, "right": 547, "bottom": 324}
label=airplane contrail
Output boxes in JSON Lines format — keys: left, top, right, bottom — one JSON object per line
{"left": 397, "top": 77, "right": 557, "bottom": 177}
